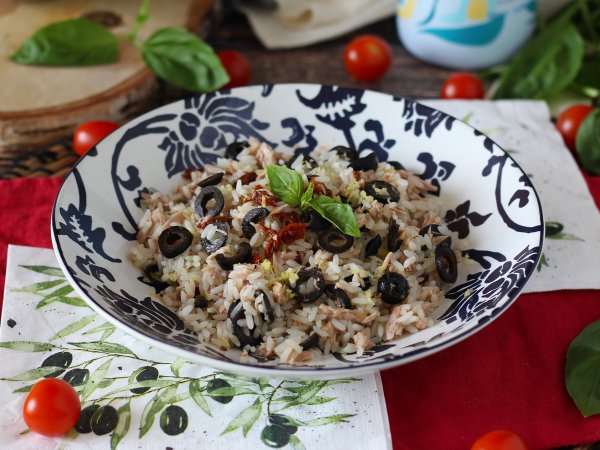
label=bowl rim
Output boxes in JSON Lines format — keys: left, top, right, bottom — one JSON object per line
{"left": 51, "top": 83, "right": 545, "bottom": 378}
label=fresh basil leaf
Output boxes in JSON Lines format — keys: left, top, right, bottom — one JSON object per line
{"left": 566, "top": 319, "right": 600, "bottom": 416}
{"left": 300, "top": 181, "right": 314, "bottom": 211}
{"left": 575, "top": 109, "right": 600, "bottom": 175}
{"left": 573, "top": 57, "right": 600, "bottom": 94}
{"left": 308, "top": 195, "right": 360, "bottom": 238}
{"left": 141, "top": 27, "right": 229, "bottom": 93}
{"left": 493, "top": 23, "right": 584, "bottom": 99}
{"left": 266, "top": 165, "right": 305, "bottom": 207}
{"left": 10, "top": 18, "right": 118, "bottom": 66}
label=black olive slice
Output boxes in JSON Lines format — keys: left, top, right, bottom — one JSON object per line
{"left": 362, "top": 277, "right": 372, "bottom": 291}
{"left": 287, "top": 153, "right": 318, "bottom": 171}
{"left": 349, "top": 151, "right": 378, "bottom": 171}
{"left": 331, "top": 288, "right": 352, "bottom": 309}
{"left": 158, "top": 226, "right": 193, "bottom": 258}
{"left": 215, "top": 242, "right": 252, "bottom": 270}
{"left": 300, "top": 333, "right": 320, "bottom": 350}
{"left": 256, "top": 289, "right": 275, "bottom": 323}
{"left": 194, "top": 186, "right": 224, "bottom": 218}
{"left": 194, "top": 293, "right": 209, "bottom": 309}
{"left": 419, "top": 224, "right": 452, "bottom": 249}
{"left": 377, "top": 272, "right": 410, "bottom": 305}
{"left": 365, "top": 234, "right": 382, "bottom": 257}
{"left": 365, "top": 180, "right": 400, "bottom": 204}
{"left": 387, "top": 218, "right": 403, "bottom": 252}
{"left": 318, "top": 229, "right": 354, "bottom": 254}
{"left": 435, "top": 245, "right": 458, "bottom": 283}
{"left": 225, "top": 141, "right": 250, "bottom": 160}
{"left": 294, "top": 268, "right": 326, "bottom": 303}
{"left": 228, "top": 301, "right": 262, "bottom": 347}
{"left": 143, "top": 263, "right": 169, "bottom": 291}
{"left": 200, "top": 221, "right": 228, "bottom": 253}
{"left": 301, "top": 209, "right": 330, "bottom": 231}
{"left": 242, "top": 207, "right": 270, "bottom": 238}
{"left": 198, "top": 172, "right": 225, "bottom": 188}
{"left": 330, "top": 145, "right": 358, "bottom": 161}
{"left": 387, "top": 160, "right": 405, "bottom": 170}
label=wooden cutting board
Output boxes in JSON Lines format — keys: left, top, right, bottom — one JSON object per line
{"left": 0, "top": 0, "right": 212, "bottom": 152}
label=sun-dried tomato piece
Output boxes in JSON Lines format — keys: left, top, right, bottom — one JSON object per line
{"left": 238, "top": 172, "right": 258, "bottom": 185}
{"left": 310, "top": 179, "right": 333, "bottom": 196}
{"left": 279, "top": 223, "right": 308, "bottom": 244}
{"left": 182, "top": 167, "right": 203, "bottom": 180}
{"left": 257, "top": 222, "right": 277, "bottom": 236}
{"left": 264, "top": 236, "right": 281, "bottom": 258}
{"left": 252, "top": 187, "right": 278, "bottom": 207}
{"left": 251, "top": 253, "right": 264, "bottom": 265}
{"left": 277, "top": 212, "right": 301, "bottom": 225}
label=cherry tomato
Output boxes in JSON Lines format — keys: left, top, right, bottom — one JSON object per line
{"left": 440, "top": 72, "right": 485, "bottom": 99}
{"left": 556, "top": 104, "right": 594, "bottom": 152}
{"left": 344, "top": 35, "right": 392, "bottom": 82}
{"left": 73, "top": 121, "right": 119, "bottom": 156}
{"left": 217, "top": 50, "right": 252, "bottom": 89}
{"left": 23, "top": 378, "right": 81, "bottom": 437}
{"left": 471, "top": 430, "right": 528, "bottom": 450}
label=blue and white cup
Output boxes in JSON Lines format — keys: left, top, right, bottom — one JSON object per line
{"left": 396, "top": 0, "right": 537, "bottom": 70}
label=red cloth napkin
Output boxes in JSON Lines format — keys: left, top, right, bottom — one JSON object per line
{"left": 1, "top": 176, "right": 600, "bottom": 449}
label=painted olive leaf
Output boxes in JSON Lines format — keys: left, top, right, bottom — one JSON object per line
{"left": 107, "top": 379, "right": 177, "bottom": 397}
{"left": 45, "top": 296, "right": 88, "bottom": 308}
{"left": 111, "top": 402, "right": 131, "bottom": 450}
{"left": 304, "top": 396, "right": 336, "bottom": 406}
{"left": 0, "top": 341, "right": 56, "bottom": 352}
{"left": 303, "top": 414, "right": 355, "bottom": 427}
{"left": 221, "top": 398, "right": 262, "bottom": 436}
{"left": 289, "top": 435, "right": 307, "bottom": 450}
{"left": 3, "top": 365, "right": 64, "bottom": 381}
{"left": 83, "top": 322, "right": 116, "bottom": 336}
{"left": 139, "top": 385, "right": 178, "bottom": 438}
{"left": 19, "top": 265, "right": 65, "bottom": 277}
{"left": 70, "top": 341, "right": 137, "bottom": 357}
{"left": 81, "top": 359, "right": 112, "bottom": 401}
{"left": 13, "top": 279, "right": 65, "bottom": 293}
{"left": 190, "top": 379, "right": 212, "bottom": 417}
{"left": 207, "top": 386, "right": 258, "bottom": 397}
{"left": 566, "top": 320, "right": 600, "bottom": 416}
{"left": 170, "top": 358, "right": 186, "bottom": 377}
{"left": 49, "top": 314, "right": 96, "bottom": 341}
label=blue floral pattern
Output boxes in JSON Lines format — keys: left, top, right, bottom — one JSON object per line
{"left": 52, "top": 84, "right": 544, "bottom": 376}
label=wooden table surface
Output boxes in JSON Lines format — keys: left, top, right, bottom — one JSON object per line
{"left": 0, "top": 12, "right": 456, "bottom": 180}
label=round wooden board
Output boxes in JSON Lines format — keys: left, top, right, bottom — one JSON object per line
{"left": 0, "top": 0, "right": 213, "bottom": 153}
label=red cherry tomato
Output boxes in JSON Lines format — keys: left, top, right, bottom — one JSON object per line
{"left": 217, "top": 50, "right": 252, "bottom": 89}
{"left": 344, "top": 35, "right": 392, "bottom": 82}
{"left": 556, "top": 104, "right": 594, "bottom": 152}
{"left": 440, "top": 72, "right": 485, "bottom": 99}
{"left": 23, "top": 378, "right": 81, "bottom": 437}
{"left": 73, "top": 121, "right": 119, "bottom": 156}
{"left": 471, "top": 430, "right": 528, "bottom": 450}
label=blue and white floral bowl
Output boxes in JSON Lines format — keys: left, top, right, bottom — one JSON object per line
{"left": 51, "top": 84, "right": 543, "bottom": 378}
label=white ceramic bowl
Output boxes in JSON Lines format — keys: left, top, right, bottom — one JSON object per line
{"left": 52, "top": 84, "right": 543, "bottom": 378}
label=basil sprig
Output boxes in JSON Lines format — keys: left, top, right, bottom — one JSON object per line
{"left": 10, "top": 18, "right": 118, "bottom": 66}
{"left": 266, "top": 165, "right": 360, "bottom": 238}
{"left": 9, "top": 2, "right": 229, "bottom": 94}
{"left": 566, "top": 319, "right": 600, "bottom": 416}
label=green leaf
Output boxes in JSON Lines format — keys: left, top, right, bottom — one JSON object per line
{"left": 208, "top": 386, "right": 258, "bottom": 397}
{"left": 3, "top": 366, "right": 64, "bottom": 381}
{"left": 304, "top": 396, "right": 336, "bottom": 405}
{"left": 573, "top": 57, "right": 600, "bottom": 94}
{"left": 14, "top": 279, "right": 65, "bottom": 293}
{"left": 576, "top": 108, "right": 600, "bottom": 175}
{"left": 141, "top": 27, "right": 228, "bottom": 93}
{"left": 221, "top": 398, "right": 262, "bottom": 436}
{"left": 303, "top": 414, "right": 355, "bottom": 427}
{"left": 170, "top": 358, "right": 186, "bottom": 377}
{"left": 11, "top": 18, "right": 118, "bottom": 66}
{"left": 266, "top": 164, "right": 305, "bottom": 207}
{"left": 547, "top": 232, "right": 584, "bottom": 241}
{"left": 110, "top": 402, "right": 131, "bottom": 450}
{"left": 308, "top": 196, "right": 360, "bottom": 237}
{"left": 98, "top": 378, "right": 117, "bottom": 389}
{"left": 300, "top": 181, "right": 314, "bottom": 211}
{"left": 45, "top": 285, "right": 74, "bottom": 299}
{"left": 493, "top": 22, "right": 584, "bottom": 99}
{"left": 19, "top": 265, "right": 65, "bottom": 277}
{"left": 289, "top": 435, "right": 307, "bottom": 450}
{"left": 100, "top": 328, "right": 115, "bottom": 341}
{"left": 190, "top": 380, "right": 212, "bottom": 416}
{"left": 81, "top": 359, "right": 112, "bottom": 401}
{"left": 140, "top": 385, "right": 178, "bottom": 438}
{"left": 83, "top": 322, "right": 116, "bottom": 336}
{"left": 42, "top": 296, "right": 88, "bottom": 308}
{"left": 566, "top": 320, "right": 600, "bottom": 416}
{"left": 0, "top": 341, "right": 56, "bottom": 352}
{"left": 259, "top": 379, "right": 271, "bottom": 392}
{"left": 106, "top": 379, "right": 176, "bottom": 396}
{"left": 49, "top": 314, "right": 96, "bottom": 341}
{"left": 167, "top": 392, "right": 190, "bottom": 404}
{"left": 70, "top": 342, "right": 137, "bottom": 357}
{"left": 13, "top": 384, "right": 33, "bottom": 393}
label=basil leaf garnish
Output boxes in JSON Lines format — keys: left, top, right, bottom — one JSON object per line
{"left": 575, "top": 109, "right": 600, "bottom": 175}
{"left": 300, "top": 181, "right": 314, "bottom": 211}
{"left": 10, "top": 18, "right": 118, "bottom": 66}
{"left": 566, "top": 319, "right": 600, "bottom": 416}
{"left": 266, "top": 165, "right": 305, "bottom": 207}
{"left": 141, "top": 27, "right": 229, "bottom": 93}
{"left": 309, "top": 195, "right": 360, "bottom": 238}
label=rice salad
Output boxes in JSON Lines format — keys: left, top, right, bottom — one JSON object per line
{"left": 129, "top": 139, "right": 460, "bottom": 364}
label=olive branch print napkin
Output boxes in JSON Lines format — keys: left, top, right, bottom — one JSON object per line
{"left": 423, "top": 100, "right": 600, "bottom": 293}
{"left": 0, "top": 245, "right": 392, "bottom": 450}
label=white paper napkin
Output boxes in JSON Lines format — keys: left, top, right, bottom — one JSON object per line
{"left": 423, "top": 100, "right": 600, "bottom": 293}
{"left": 237, "top": 0, "right": 396, "bottom": 49}
{"left": 0, "top": 245, "right": 392, "bottom": 450}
